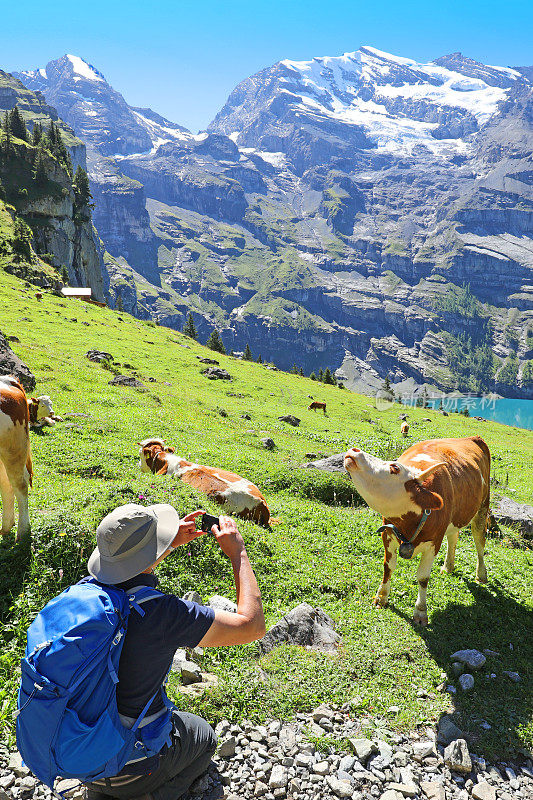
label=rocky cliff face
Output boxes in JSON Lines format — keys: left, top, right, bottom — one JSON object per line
{"left": 0, "top": 71, "right": 106, "bottom": 300}
{"left": 16, "top": 49, "right": 533, "bottom": 398}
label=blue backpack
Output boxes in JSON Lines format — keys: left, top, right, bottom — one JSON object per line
{"left": 16, "top": 578, "right": 174, "bottom": 788}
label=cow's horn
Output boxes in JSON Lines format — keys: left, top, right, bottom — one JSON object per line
{"left": 416, "top": 461, "right": 447, "bottom": 481}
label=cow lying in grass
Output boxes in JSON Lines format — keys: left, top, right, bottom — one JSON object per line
{"left": 28, "top": 395, "right": 62, "bottom": 428}
{"left": 344, "top": 436, "right": 490, "bottom": 625}
{"left": 138, "top": 438, "right": 273, "bottom": 525}
{"left": 0, "top": 376, "right": 33, "bottom": 540}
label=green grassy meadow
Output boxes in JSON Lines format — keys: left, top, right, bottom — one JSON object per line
{"left": 0, "top": 268, "right": 532, "bottom": 758}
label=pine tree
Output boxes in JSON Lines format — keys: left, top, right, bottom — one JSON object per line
{"left": 12, "top": 218, "right": 33, "bottom": 261}
{"left": 206, "top": 329, "right": 226, "bottom": 354}
{"left": 1, "top": 113, "right": 12, "bottom": 156}
{"left": 31, "top": 122, "right": 42, "bottom": 146}
{"left": 309, "top": 372, "right": 317, "bottom": 381}
{"left": 318, "top": 368, "right": 324, "bottom": 382}
{"left": 299, "top": 367, "right": 304, "bottom": 376}
{"left": 243, "top": 343, "right": 253, "bottom": 361}
{"left": 291, "top": 364, "right": 299, "bottom": 374}
{"left": 383, "top": 374, "right": 391, "bottom": 391}
{"left": 32, "top": 149, "right": 48, "bottom": 186}
{"left": 183, "top": 311, "right": 197, "bottom": 340}
{"left": 323, "top": 367, "right": 336, "bottom": 385}
{"left": 116, "top": 292, "right": 124, "bottom": 312}
{"left": 61, "top": 265, "right": 69, "bottom": 284}
{"left": 9, "top": 107, "right": 28, "bottom": 141}
{"left": 256, "top": 354, "right": 263, "bottom": 363}
{"left": 73, "top": 166, "right": 94, "bottom": 220}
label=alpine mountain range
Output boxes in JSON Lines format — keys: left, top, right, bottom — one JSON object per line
{"left": 11, "top": 46, "right": 533, "bottom": 398}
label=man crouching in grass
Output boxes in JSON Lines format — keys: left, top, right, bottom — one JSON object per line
{"left": 85, "top": 504, "right": 265, "bottom": 800}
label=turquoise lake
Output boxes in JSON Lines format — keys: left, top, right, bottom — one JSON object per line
{"left": 427, "top": 397, "right": 533, "bottom": 431}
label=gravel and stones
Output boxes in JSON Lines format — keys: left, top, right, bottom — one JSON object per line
{"left": 3, "top": 704, "right": 533, "bottom": 800}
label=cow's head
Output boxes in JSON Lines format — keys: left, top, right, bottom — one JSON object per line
{"left": 138, "top": 438, "right": 165, "bottom": 472}
{"left": 35, "top": 395, "right": 53, "bottom": 419}
{"left": 344, "top": 447, "right": 445, "bottom": 519}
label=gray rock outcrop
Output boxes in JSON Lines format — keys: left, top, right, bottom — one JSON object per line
{"left": 0, "top": 331, "right": 36, "bottom": 391}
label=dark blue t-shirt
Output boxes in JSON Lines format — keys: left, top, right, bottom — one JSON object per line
{"left": 115, "top": 574, "right": 215, "bottom": 719}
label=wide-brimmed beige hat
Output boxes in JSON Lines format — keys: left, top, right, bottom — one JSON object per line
{"left": 88, "top": 503, "right": 180, "bottom": 584}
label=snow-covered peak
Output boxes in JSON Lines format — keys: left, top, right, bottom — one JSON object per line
{"left": 65, "top": 54, "right": 105, "bottom": 82}
{"left": 273, "top": 45, "right": 522, "bottom": 155}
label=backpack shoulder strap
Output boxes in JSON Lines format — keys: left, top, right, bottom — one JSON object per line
{"left": 126, "top": 586, "right": 165, "bottom": 617}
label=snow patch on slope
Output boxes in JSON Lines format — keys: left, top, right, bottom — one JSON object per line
{"left": 66, "top": 55, "right": 104, "bottom": 82}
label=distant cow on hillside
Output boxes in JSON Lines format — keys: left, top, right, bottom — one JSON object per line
{"left": 308, "top": 401, "right": 327, "bottom": 415}
{"left": 138, "top": 438, "right": 273, "bottom": 526}
{"left": 400, "top": 421, "right": 409, "bottom": 437}
{"left": 0, "top": 376, "right": 33, "bottom": 540}
{"left": 344, "top": 436, "right": 490, "bottom": 625}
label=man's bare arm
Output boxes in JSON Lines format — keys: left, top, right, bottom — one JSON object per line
{"left": 199, "top": 517, "right": 265, "bottom": 647}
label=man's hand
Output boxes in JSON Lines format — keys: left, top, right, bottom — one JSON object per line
{"left": 211, "top": 515, "right": 246, "bottom": 560}
{"left": 170, "top": 510, "right": 206, "bottom": 548}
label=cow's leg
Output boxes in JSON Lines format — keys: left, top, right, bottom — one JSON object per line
{"left": 5, "top": 463, "right": 30, "bottom": 541}
{"left": 471, "top": 507, "right": 488, "bottom": 584}
{"left": 0, "top": 459, "right": 16, "bottom": 535}
{"left": 413, "top": 542, "right": 437, "bottom": 626}
{"left": 374, "top": 531, "right": 399, "bottom": 608}
{"left": 440, "top": 525, "right": 459, "bottom": 574}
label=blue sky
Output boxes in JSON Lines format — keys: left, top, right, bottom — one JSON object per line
{"left": 4, "top": 0, "right": 532, "bottom": 132}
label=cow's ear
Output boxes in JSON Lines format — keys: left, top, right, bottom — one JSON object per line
{"left": 142, "top": 446, "right": 152, "bottom": 458}
{"left": 31, "top": 397, "right": 38, "bottom": 404}
{"left": 405, "top": 479, "right": 443, "bottom": 510}
{"left": 164, "top": 446, "right": 175, "bottom": 453}
{"left": 389, "top": 463, "right": 400, "bottom": 474}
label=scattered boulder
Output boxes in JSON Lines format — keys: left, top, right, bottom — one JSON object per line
{"left": 449, "top": 649, "right": 486, "bottom": 670}
{"left": 503, "top": 670, "right": 521, "bottom": 682}
{"left": 108, "top": 375, "right": 145, "bottom": 388}
{"left": 458, "top": 673, "right": 474, "bottom": 691}
{"left": 0, "top": 330, "right": 35, "bottom": 391}
{"left": 86, "top": 349, "right": 114, "bottom": 363}
{"left": 197, "top": 357, "right": 220, "bottom": 365}
{"left": 183, "top": 590, "right": 203, "bottom": 604}
{"left": 278, "top": 414, "right": 300, "bottom": 426}
{"left": 241, "top": 413, "right": 251, "bottom": 420}
{"left": 259, "top": 602, "right": 340, "bottom": 654}
{"left": 209, "top": 595, "right": 237, "bottom": 613}
{"left": 302, "top": 453, "right": 346, "bottom": 473}
{"left": 436, "top": 714, "right": 462, "bottom": 745}
{"left": 202, "top": 367, "right": 231, "bottom": 380}
{"left": 492, "top": 496, "right": 533, "bottom": 536}
{"left": 180, "top": 660, "right": 203, "bottom": 685}
{"left": 443, "top": 738, "right": 472, "bottom": 774}
{"left": 261, "top": 437, "right": 276, "bottom": 450}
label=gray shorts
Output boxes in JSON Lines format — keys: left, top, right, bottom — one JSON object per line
{"left": 86, "top": 711, "right": 217, "bottom": 800}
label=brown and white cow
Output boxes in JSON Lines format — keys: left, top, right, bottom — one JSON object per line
{"left": 344, "top": 436, "right": 490, "bottom": 625}
{"left": 28, "top": 395, "right": 62, "bottom": 428}
{"left": 308, "top": 401, "right": 327, "bottom": 415}
{"left": 0, "top": 376, "right": 33, "bottom": 540}
{"left": 138, "top": 438, "right": 273, "bottom": 526}
{"left": 400, "top": 421, "right": 409, "bottom": 437}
